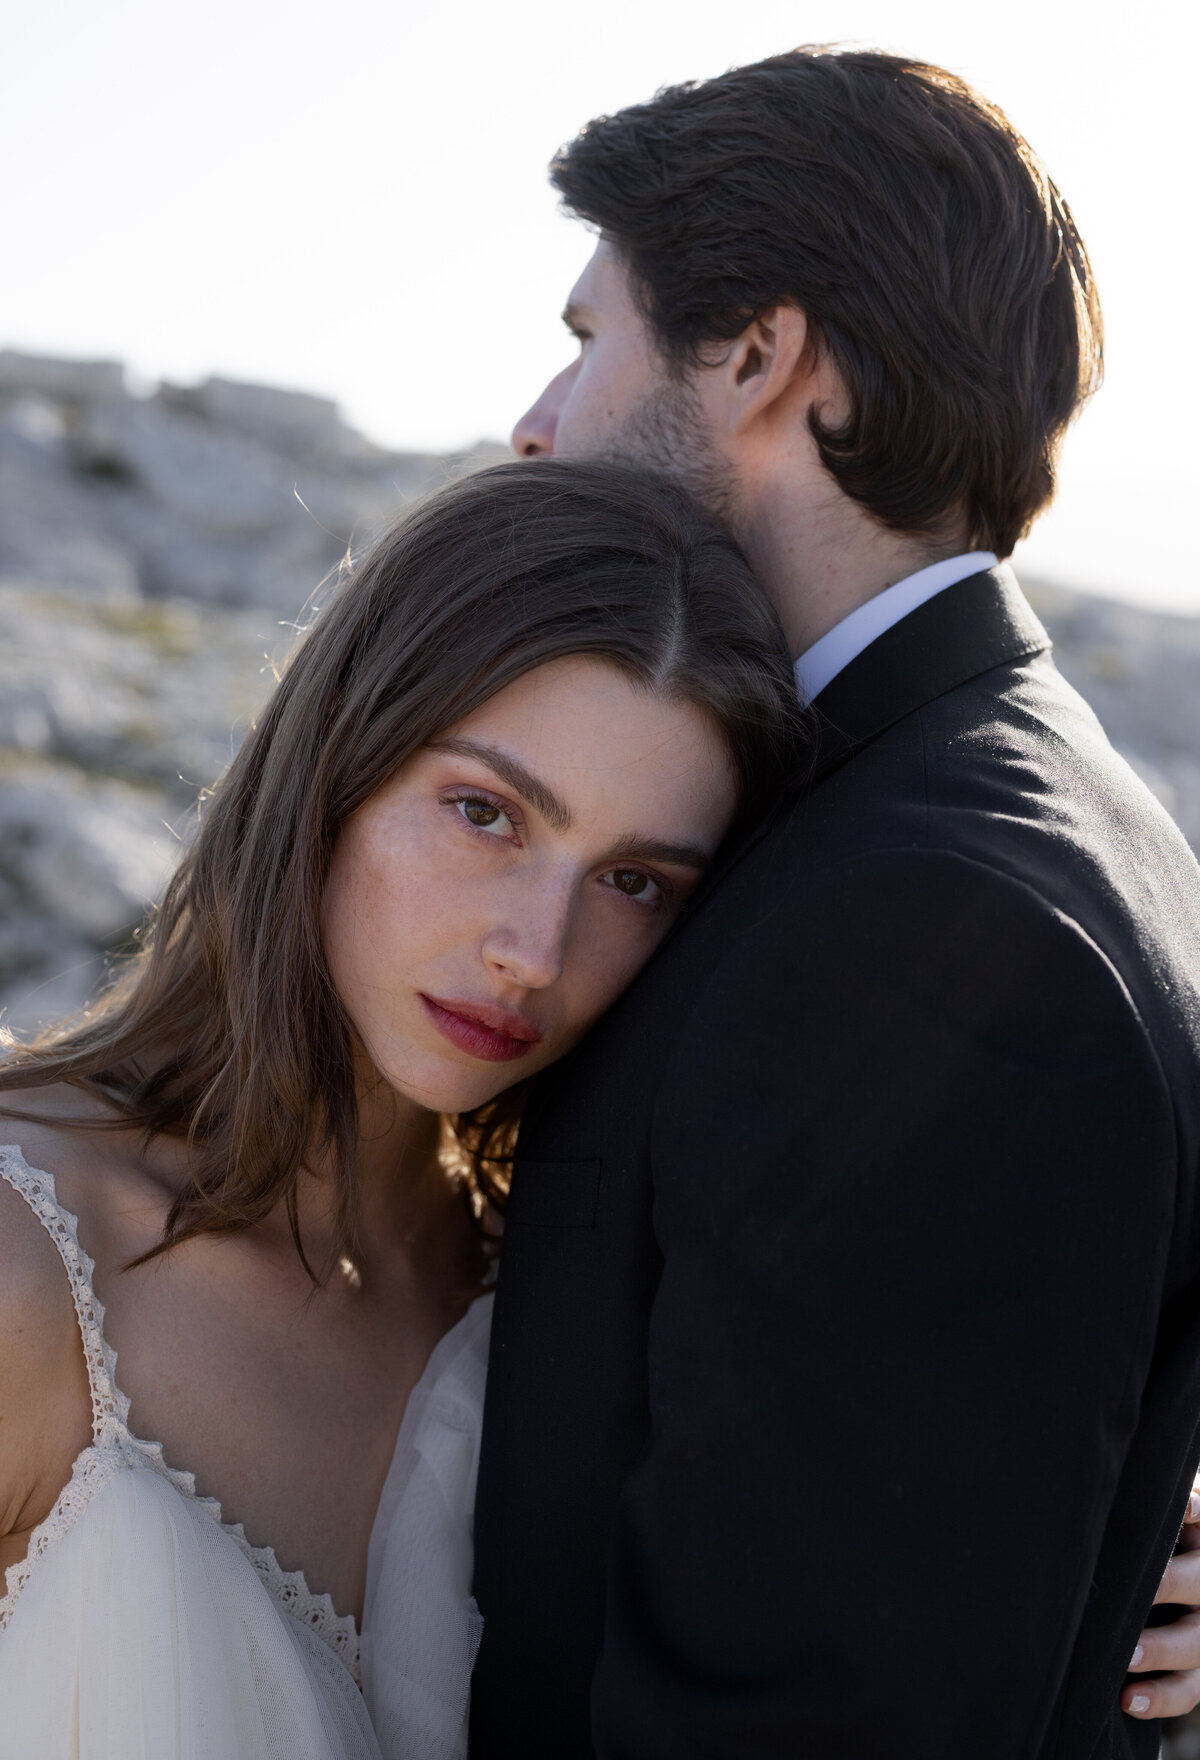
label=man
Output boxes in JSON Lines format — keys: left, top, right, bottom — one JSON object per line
{"left": 470, "top": 50, "right": 1200, "bottom": 1756}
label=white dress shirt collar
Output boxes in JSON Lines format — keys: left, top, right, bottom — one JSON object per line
{"left": 793, "top": 552, "right": 999, "bottom": 704}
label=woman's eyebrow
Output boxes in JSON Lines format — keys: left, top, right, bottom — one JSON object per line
{"left": 428, "top": 740, "right": 711, "bottom": 867}
{"left": 428, "top": 738, "right": 573, "bottom": 831}
{"left": 606, "top": 832, "right": 711, "bottom": 871}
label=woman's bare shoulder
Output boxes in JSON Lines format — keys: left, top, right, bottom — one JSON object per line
{"left": 0, "top": 1086, "right": 137, "bottom": 1435}
{"left": 0, "top": 1083, "right": 179, "bottom": 1252}
{"left": 0, "top": 1160, "right": 77, "bottom": 1335}
{"left": 0, "top": 1137, "right": 95, "bottom": 1562}
{"left": 0, "top": 1089, "right": 91, "bottom": 1324}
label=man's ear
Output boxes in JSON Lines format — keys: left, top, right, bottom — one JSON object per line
{"left": 716, "top": 306, "right": 821, "bottom": 438}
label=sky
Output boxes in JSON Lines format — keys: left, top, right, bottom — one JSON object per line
{"left": 4, "top": 0, "right": 1196, "bottom": 610}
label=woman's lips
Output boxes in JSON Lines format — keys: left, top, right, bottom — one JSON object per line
{"left": 420, "top": 994, "right": 543, "bottom": 1064}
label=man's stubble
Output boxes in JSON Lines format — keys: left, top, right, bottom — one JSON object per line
{"left": 596, "top": 373, "right": 741, "bottom": 537}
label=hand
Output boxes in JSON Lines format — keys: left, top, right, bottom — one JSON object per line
{"left": 1123, "top": 1479, "right": 1200, "bottom": 1721}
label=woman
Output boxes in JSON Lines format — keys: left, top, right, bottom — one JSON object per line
{"left": 0, "top": 459, "right": 807, "bottom": 1758}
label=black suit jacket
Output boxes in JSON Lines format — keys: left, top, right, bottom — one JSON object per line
{"left": 470, "top": 568, "right": 1200, "bottom": 1758}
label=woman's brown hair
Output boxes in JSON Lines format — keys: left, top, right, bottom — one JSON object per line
{"left": 550, "top": 47, "right": 1103, "bottom": 557}
{"left": 0, "top": 459, "right": 806, "bottom": 1268}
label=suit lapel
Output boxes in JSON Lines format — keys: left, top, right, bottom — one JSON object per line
{"left": 807, "top": 563, "right": 1049, "bottom": 782}
{"left": 687, "top": 566, "right": 1050, "bottom": 911}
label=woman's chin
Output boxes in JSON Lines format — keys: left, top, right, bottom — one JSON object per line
{"left": 379, "top": 1049, "right": 538, "bottom": 1116}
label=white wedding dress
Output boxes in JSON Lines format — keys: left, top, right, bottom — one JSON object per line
{"left": 0, "top": 1145, "right": 492, "bottom": 1760}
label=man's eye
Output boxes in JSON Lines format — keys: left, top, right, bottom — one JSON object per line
{"left": 603, "top": 868, "right": 663, "bottom": 904}
{"left": 456, "top": 797, "right": 513, "bottom": 837}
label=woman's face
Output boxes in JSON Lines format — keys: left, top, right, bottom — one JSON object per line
{"left": 322, "top": 656, "right": 738, "bottom": 1113}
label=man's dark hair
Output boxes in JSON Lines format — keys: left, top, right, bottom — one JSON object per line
{"left": 551, "top": 48, "right": 1102, "bottom": 557}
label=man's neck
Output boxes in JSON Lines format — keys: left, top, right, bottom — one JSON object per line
{"left": 734, "top": 476, "right": 965, "bottom": 659}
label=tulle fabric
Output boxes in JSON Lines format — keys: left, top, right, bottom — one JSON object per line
{"left": 361, "top": 1292, "right": 493, "bottom": 1760}
{"left": 0, "top": 1465, "right": 381, "bottom": 1760}
{"left": 0, "top": 1145, "right": 382, "bottom": 1760}
{"left": 0, "top": 1144, "right": 493, "bottom": 1760}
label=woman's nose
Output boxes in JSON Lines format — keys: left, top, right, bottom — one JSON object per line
{"left": 511, "top": 371, "right": 567, "bottom": 457}
{"left": 483, "top": 875, "right": 575, "bottom": 990}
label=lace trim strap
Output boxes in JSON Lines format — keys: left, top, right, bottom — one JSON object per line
{"left": 223, "top": 1518, "right": 362, "bottom": 1680}
{"left": 0, "top": 1445, "right": 125, "bottom": 1631}
{"left": 0, "top": 1145, "right": 362, "bottom": 1681}
{"left": 0, "top": 1145, "right": 124, "bottom": 1444}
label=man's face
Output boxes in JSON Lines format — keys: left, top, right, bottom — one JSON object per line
{"left": 512, "top": 241, "right": 735, "bottom": 518}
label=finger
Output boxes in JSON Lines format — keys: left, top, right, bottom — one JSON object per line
{"left": 1123, "top": 1668, "right": 1200, "bottom": 1721}
{"left": 1180, "top": 1488, "right": 1200, "bottom": 1533}
{"left": 1128, "top": 1612, "right": 1200, "bottom": 1674}
{"left": 1155, "top": 1549, "right": 1200, "bottom": 1606}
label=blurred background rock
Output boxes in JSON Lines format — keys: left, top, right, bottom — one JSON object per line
{"left": 0, "top": 347, "right": 506, "bottom": 1033}
{"left": 2, "top": 350, "right": 1199, "bottom": 1749}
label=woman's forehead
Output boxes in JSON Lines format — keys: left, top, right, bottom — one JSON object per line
{"left": 434, "top": 657, "right": 737, "bottom": 839}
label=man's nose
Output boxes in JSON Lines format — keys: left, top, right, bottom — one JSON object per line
{"left": 483, "top": 873, "right": 575, "bottom": 989}
{"left": 511, "top": 373, "right": 566, "bottom": 457}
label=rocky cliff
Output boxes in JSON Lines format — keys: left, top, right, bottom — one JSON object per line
{"left": 1, "top": 347, "right": 1197, "bottom": 1033}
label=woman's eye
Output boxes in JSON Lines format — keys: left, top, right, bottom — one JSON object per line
{"left": 602, "top": 868, "right": 664, "bottom": 905}
{"left": 455, "top": 796, "right": 514, "bottom": 837}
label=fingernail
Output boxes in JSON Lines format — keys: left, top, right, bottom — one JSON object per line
{"left": 1189, "top": 1492, "right": 1200, "bottom": 1520}
{"left": 1130, "top": 1695, "right": 1151, "bottom": 1715}
{"left": 1130, "top": 1645, "right": 1145, "bottom": 1668}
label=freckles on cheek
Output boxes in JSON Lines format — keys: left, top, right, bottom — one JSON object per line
{"left": 349, "top": 820, "right": 476, "bottom": 980}
{"left": 562, "top": 935, "right": 651, "bottom": 1048}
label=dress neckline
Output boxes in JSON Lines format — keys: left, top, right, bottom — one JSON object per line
{"left": 0, "top": 1143, "right": 361, "bottom": 1680}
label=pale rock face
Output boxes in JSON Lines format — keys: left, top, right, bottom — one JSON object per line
{"left": 0, "top": 426, "right": 141, "bottom": 602}
{"left": 0, "top": 350, "right": 126, "bottom": 404}
{"left": 0, "top": 351, "right": 425, "bottom": 1030}
{"left": 0, "top": 583, "right": 275, "bottom": 787}
{"left": 0, "top": 943, "right": 105, "bottom": 1037}
{"left": 0, "top": 352, "right": 1195, "bottom": 1035}
{"left": 2, "top": 393, "right": 69, "bottom": 449}
{"left": 0, "top": 758, "right": 178, "bottom": 1034}
{"left": 75, "top": 397, "right": 296, "bottom": 535}
{"left": 0, "top": 761, "right": 178, "bottom": 943}
{"left": 184, "top": 377, "right": 344, "bottom": 457}
{"left": 0, "top": 352, "right": 475, "bottom": 617}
